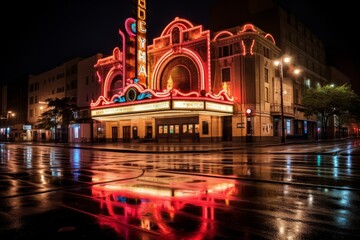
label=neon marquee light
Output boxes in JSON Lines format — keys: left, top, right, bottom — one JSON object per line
{"left": 241, "top": 39, "right": 255, "bottom": 56}
{"left": 96, "top": 71, "right": 102, "bottom": 83}
{"left": 264, "top": 33, "right": 276, "bottom": 44}
{"left": 160, "top": 17, "right": 194, "bottom": 36}
{"left": 206, "top": 30, "right": 211, "bottom": 92}
{"left": 94, "top": 46, "right": 125, "bottom": 99}
{"left": 239, "top": 23, "right": 258, "bottom": 33}
{"left": 91, "top": 101, "right": 171, "bottom": 116}
{"left": 91, "top": 82, "right": 233, "bottom": 112}
{"left": 125, "top": 17, "right": 136, "bottom": 37}
{"left": 182, "top": 48, "right": 205, "bottom": 90}
{"left": 250, "top": 39, "right": 255, "bottom": 54}
{"left": 137, "top": 0, "right": 147, "bottom": 86}
{"left": 118, "top": 29, "right": 126, "bottom": 89}
{"left": 213, "top": 31, "right": 234, "bottom": 41}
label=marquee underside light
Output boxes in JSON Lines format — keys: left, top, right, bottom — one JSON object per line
{"left": 91, "top": 99, "right": 233, "bottom": 119}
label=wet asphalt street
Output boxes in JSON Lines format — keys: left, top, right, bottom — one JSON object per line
{"left": 0, "top": 139, "right": 360, "bottom": 240}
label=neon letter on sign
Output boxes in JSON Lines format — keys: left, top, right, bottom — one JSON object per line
{"left": 137, "top": 0, "right": 147, "bottom": 84}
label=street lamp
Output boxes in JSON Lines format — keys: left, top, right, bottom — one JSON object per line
{"left": 6, "top": 111, "right": 15, "bottom": 141}
{"left": 274, "top": 57, "right": 301, "bottom": 143}
{"left": 274, "top": 57, "right": 290, "bottom": 144}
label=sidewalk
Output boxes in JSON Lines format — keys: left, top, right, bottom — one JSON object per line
{"left": 13, "top": 140, "right": 281, "bottom": 153}
{"left": 6, "top": 137, "right": 360, "bottom": 154}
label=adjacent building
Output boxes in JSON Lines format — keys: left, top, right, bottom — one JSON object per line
{"left": 0, "top": 75, "right": 29, "bottom": 141}
{"left": 27, "top": 55, "right": 103, "bottom": 142}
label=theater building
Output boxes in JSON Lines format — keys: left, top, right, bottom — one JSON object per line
{"left": 91, "top": 18, "right": 234, "bottom": 143}
{"left": 91, "top": 16, "right": 316, "bottom": 143}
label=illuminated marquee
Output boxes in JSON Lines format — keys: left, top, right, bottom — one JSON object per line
{"left": 137, "top": 0, "right": 147, "bottom": 85}
{"left": 91, "top": 101, "right": 170, "bottom": 117}
{"left": 205, "top": 102, "right": 233, "bottom": 113}
{"left": 172, "top": 100, "right": 204, "bottom": 110}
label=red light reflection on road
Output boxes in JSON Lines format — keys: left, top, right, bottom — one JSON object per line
{"left": 91, "top": 173, "right": 236, "bottom": 239}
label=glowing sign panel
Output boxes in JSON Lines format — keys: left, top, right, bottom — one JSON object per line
{"left": 137, "top": 0, "right": 147, "bottom": 84}
{"left": 91, "top": 101, "right": 170, "bottom": 116}
{"left": 172, "top": 100, "right": 204, "bottom": 110}
{"left": 205, "top": 102, "right": 233, "bottom": 113}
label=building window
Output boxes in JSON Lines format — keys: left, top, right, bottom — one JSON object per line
{"left": 158, "top": 126, "right": 163, "bottom": 134}
{"left": 265, "top": 87, "right": 269, "bottom": 102}
{"left": 222, "top": 68, "right": 231, "bottom": 82}
{"left": 219, "top": 45, "right": 233, "bottom": 57}
{"left": 29, "top": 96, "right": 34, "bottom": 104}
{"left": 202, "top": 121, "right": 209, "bottom": 135}
{"left": 263, "top": 47, "right": 270, "bottom": 58}
{"left": 86, "top": 76, "right": 89, "bottom": 85}
{"left": 188, "top": 124, "right": 193, "bottom": 133}
{"left": 286, "top": 119, "right": 291, "bottom": 135}
{"left": 71, "top": 65, "right": 77, "bottom": 75}
{"left": 304, "top": 121, "right": 308, "bottom": 134}
{"left": 74, "top": 126, "right": 79, "bottom": 139}
{"left": 295, "top": 89, "right": 299, "bottom": 104}
{"left": 182, "top": 124, "right": 188, "bottom": 133}
{"left": 264, "top": 68, "right": 269, "bottom": 83}
{"left": 169, "top": 125, "right": 174, "bottom": 134}
{"left": 29, "top": 109, "right": 34, "bottom": 118}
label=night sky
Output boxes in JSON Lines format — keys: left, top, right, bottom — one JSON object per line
{"left": 2, "top": 0, "right": 359, "bottom": 94}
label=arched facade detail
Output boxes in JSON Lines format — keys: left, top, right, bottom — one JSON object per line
{"left": 103, "top": 68, "right": 123, "bottom": 99}
{"left": 152, "top": 51, "right": 203, "bottom": 92}
{"left": 160, "top": 17, "right": 194, "bottom": 37}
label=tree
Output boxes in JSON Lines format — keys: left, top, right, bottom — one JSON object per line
{"left": 303, "top": 84, "right": 359, "bottom": 139}
{"left": 348, "top": 97, "right": 360, "bottom": 138}
{"left": 37, "top": 97, "right": 78, "bottom": 142}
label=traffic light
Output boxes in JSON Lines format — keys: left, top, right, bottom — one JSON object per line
{"left": 246, "top": 108, "right": 252, "bottom": 116}
{"left": 246, "top": 109, "right": 252, "bottom": 135}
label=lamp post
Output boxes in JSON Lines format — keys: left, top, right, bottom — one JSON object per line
{"left": 6, "top": 111, "right": 15, "bottom": 142}
{"left": 274, "top": 57, "right": 301, "bottom": 143}
{"left": 0, "top": 115, "right": 6, "bottom": 141}
{"left": 274, "top": 57, "right": 290, "bottom": 143}
{"left": 279, "top": 62, "right": 286, "bottom": 143}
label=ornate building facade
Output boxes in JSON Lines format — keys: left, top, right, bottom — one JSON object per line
{"left": 90, "top": 17, "right": 317, "bottom": 143}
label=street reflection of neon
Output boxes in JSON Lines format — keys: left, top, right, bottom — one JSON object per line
{"left": 317, "top": 155, "right": 322, "bottom": 176}
{"left": 307, "top": 192, "right": 313, "bottom": 206}
{"left": 50, "top": 149, "right": 62, "bottom": 177}
{"left": 71, "top": 149, "right": 81, "bottom": 180}
{"left": 91, "top": 175, "right": 236, "bottom": 239}
{"left": 286, "top": 156, "right": 292, "bottom": 181}
{"left": 336, "top": 208, "right": 349, "bottom": 227}
{"left": 286, "top": 156, "right": 291, "bottom": 174}
{"left": 333, "top": 156, "right": 339, "bottom": 178}
{"left": 25, "top": 146, "right": 32, "bottom": 168}
{"left": 346, "top": 155, "right": 352, "bottom": 175}
{"left": 40, "top": 170, "right": 46, "bottom": 184}
{"left": 339, "top": 190, "right": 349, "bottom": 206}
